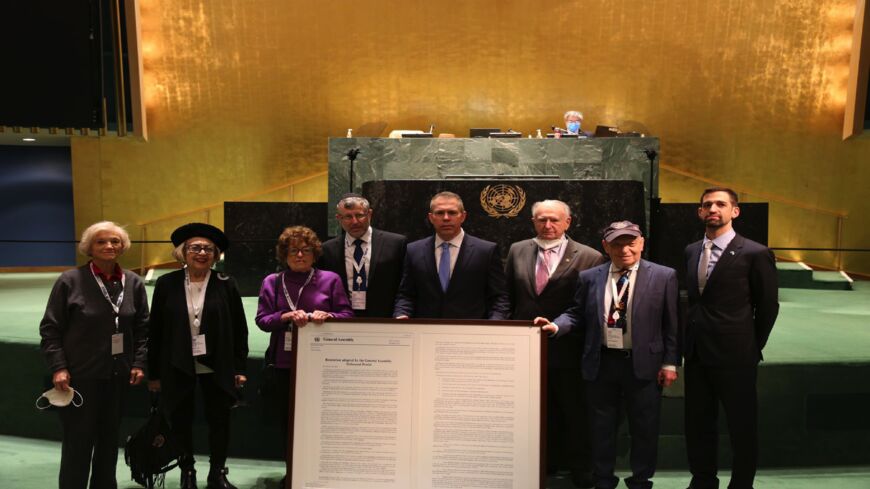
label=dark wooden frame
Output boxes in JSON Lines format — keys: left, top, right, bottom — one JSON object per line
{"left": 284, "top": 318, "right": 547, "bottom": 489}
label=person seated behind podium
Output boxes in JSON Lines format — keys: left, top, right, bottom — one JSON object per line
{"left": 147, "top": 223, "right": 248, "bottom": 489}
{"left": 255, "top": 226, "right": 353, "bottom": 480}
{"left": 564, "top": 110, "right": 584, "bottom": 135}
{"left": 318, "top": 194, "right": 407, "bottom": 317}
{"left": 393, "top": 191, "right": 509, "bottom": 320}
{"left": 39, "top": 221, "right": 149, "bottom": 489}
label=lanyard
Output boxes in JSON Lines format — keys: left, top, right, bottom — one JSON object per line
{"left": 347, "top": 238, "right": 370, "bottom": 285}
{"left": 282, "top": 269, "right": 315, "bottom": 311}
{"left": 184, "top": 268, "right": 210, "bottom": 330}
{"left": 609, "top": 269, "right": 631, "bottom": 310}
{"left": 90, "top": 265, "right": 125, "bottom": 332}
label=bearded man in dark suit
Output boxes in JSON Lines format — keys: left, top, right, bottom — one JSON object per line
{"left": 683, "top": 187, "right": 779, "bottom": 489}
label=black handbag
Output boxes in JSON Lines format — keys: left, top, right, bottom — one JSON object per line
{"left": 124, "top": 393, "right": 179, "bottom": 488}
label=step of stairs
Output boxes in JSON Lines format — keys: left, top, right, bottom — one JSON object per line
{"left": 776, "top": 261, "right": 853, "bottom": 290}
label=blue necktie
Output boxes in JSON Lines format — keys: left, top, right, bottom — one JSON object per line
{"left": 438, "top": 242, "right": 451, "bottom": 292}
{"left": 353, "top": 239, "right": 367, "bottom": 291}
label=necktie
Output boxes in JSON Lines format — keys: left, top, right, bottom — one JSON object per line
{"left": 438, "top": 242, "right": 451, "bottom": 292}
{"left": 607, "top": 270, "right": 630, "bottom": 331}
{"left": 698, "top": 241, "right": 713, "bottom": 294}
{"left": 535, "top": 248, "right": 553, "bottom": 295}
{"left": 352, "top": 239, "right": 367, "bottom": 291}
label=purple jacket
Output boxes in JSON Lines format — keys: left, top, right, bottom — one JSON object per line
{"left": 255, "top": 269, "right": 353, "bottom": 368}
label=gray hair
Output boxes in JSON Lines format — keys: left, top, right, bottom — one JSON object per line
{"left": 78, "top": 221, "right": 131, "bottom": 257}
{"left": 563, "top": 110, "right": 583, "bottom": 121}
{"left": 337, "top": 195, "right": 371, "bottom": 212}
{"left": 171, "top": 238, "right": 221, "bottom": 264}
{"left": 531, "top": 200, "right": 571, "bottom": 219}
{"left": 430, "top": 191, "right": 465, "bottom": 212}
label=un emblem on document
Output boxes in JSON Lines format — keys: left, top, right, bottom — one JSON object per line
{"left": 480, "top": 184, "right": 526, "bottom": 219}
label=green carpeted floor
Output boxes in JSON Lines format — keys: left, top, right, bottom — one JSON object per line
{"left": 0, "top": 435, "right": 867, "bottom": 489}
{"left": 2, "top": 272, "right": 869, "bottom": 364}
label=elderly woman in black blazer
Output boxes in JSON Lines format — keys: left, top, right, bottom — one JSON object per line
{"left": 40, "top": 221, "right": 149, "bottom": 489}
{"left": 147, "top": 223, "right": 248, "bottom": 489}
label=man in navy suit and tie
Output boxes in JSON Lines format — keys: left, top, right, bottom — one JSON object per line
{"left": 319, "top": 194, "right": 407, "bottom": 317}
{"left": 393, "top": 191, "right": 509, "bottom": 320}
{"left": 505, "top": 199, "right": 605, "bottom": 488}
{"left": 683, "top": 187, "right": 779, "bottom": 489}
{"left": 537, "top": 220, "right": 679, "bottom": 489}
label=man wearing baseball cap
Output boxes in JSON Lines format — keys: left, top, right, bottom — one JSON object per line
{"left": 536, "top": 220, "right": 679, "bottom": 489}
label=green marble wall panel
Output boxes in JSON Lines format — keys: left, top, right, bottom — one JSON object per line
{"left": 328, "top": 137, "right": 659, "bottom": 236}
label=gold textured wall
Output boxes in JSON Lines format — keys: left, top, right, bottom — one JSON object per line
{"left": 72, "top": 0, "right": 870, "bottom": 273}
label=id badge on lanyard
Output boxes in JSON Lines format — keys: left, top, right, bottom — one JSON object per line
{"left": 92, "top": 266, "right": 126, "bottom": 355}
{"left": 282, "top": 269, "right": 315, "bottom": 351}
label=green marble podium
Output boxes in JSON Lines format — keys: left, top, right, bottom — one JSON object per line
{"left": 327, "top": 136, "right": 659, "bottom": 236}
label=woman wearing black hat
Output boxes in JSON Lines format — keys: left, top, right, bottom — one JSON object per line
{"left": 147, "top": 223, "right": 248, "bottom": 489}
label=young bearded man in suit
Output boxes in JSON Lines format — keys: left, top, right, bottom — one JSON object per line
{"left": 393, "top": 191, "right": 509, "bottom": 320}
{"left": 537, "top": 220, "right": 679, "bottom": 489}
{"left": 683, "top": 187, "right": 779, "bottom": 489}
{"left": 504, "top": 199, "right": 605, "bottom": 488}
{"left": 318, "top": 194, "right": 407, "bottom": 317}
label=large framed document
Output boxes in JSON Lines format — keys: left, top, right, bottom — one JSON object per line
{"left": 290, "top": 319, "right": 545, "bottom": 489}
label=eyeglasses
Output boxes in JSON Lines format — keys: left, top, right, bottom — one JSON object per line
{"left": 288, "top": 247, "right": 314, "bottom": 255}
{"left": 338, "top": 213, "right": 369, "bottom": 222}
{"left": 187, "top": 245, "right": 216, "bottom": 255}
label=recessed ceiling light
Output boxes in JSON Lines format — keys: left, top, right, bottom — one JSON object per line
{"left": 22, "top": 137, "right": 36, "bottom": 142}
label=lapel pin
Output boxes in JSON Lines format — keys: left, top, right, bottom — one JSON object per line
{"left": 729, "top": 251, "right": 735, "bottom": 255}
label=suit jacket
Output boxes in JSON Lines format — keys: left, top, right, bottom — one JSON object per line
{"left": 147, "top": 269, "right": 249, "bottom": 414}
{"left": 504, "top": 237, "right": 605, "bottom": 368}
{"left": 684, "top": 233, "right": 779, "bottom": 367}
{"left": 393, "top": 233, "right": 510, "bottom": 320}
{"left": 318, "top": 228, "right": 407, "bottom": 318}
{"left": 553, "top": 259, "right": 680, "bottom": 381}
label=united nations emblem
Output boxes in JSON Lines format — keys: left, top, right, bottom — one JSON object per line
{"left": 480, "top": 184, "right": 526, "bottom": 218}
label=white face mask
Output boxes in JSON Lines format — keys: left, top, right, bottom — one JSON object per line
{"left": 35, "top": 387, "right": 84, "bottom": 410}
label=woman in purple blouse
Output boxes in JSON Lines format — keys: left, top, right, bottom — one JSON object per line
{"left": 255, "top": 226, "right": 352, "bottom": 479}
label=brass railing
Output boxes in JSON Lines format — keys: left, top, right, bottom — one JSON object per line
{"left": 659, "top": 163, "right": 850, "bottom": 270}
{"left": 135, "top": 171, "right": 327, "bottom": 272}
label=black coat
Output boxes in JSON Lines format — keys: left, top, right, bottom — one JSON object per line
{"left": 147, "top": 270, "right": 248, "bottom": 413}
{"left": 504, "top": 237, "right": 606, "bottom": 368}
{"left": 318, "top": 228, "right": 407, "bottom": 318}
{"left": 684, "top": 234, "right": 779, "bottom": 367}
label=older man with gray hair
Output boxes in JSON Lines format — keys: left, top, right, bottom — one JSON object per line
{"left": 504, "top": 199, "right": 605, "bottom": 488}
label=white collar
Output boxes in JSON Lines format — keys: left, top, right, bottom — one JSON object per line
{"left": 609, "top": 260, "right": 640, "bottom": 273}
{"left": 532, "top": 235, "right": 567, "bottom": 250}
{"left": 345, "top": 227, "right": 373, "bottom": 247}
{"left": 435, "top": 228, "right": 465, "bottom": 248}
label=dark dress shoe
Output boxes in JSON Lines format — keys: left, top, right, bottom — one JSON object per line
{"left": 207, "top": 467, "right": 239, "bottom": 489}
{"left": 180, "top": 468, "right": 197, "bottom": 489}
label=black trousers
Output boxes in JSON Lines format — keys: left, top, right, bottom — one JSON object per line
{"left": 273, "top": 367, "right": 292, "bottom": 460}
{"left": 546, "top": 367, "right": 592, "bottom": 477}
{"left": 170, "top": 373, "right": 234, "bottom": 471}
{"left": 58, "top": 374, "right": 127, "bottom": 489}
{"left": 685, "top": 360, "right": 758, "bottom": 489}
{"left": 586, "top": 350, "right": 662, "bottom": 489}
